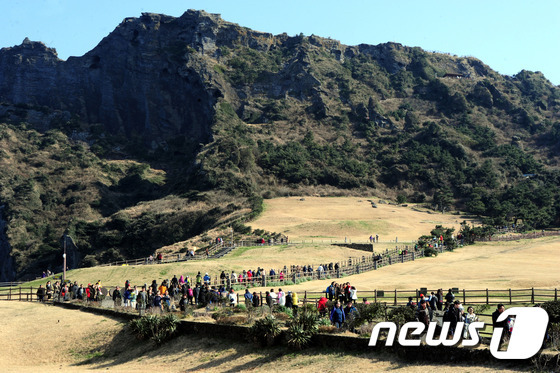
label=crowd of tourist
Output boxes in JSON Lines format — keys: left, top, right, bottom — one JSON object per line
{"left": 35, "top": 275, "right": 517, "bottom": 341}
{"left": 408, "top": 288, "right": 481, "bottom": 338}
{"left": 35, "top": 280, "right": 104, "bottom": 303}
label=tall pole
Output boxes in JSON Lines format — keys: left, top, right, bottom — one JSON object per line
{"left": 63, "top": 235, "right": 67, "bottom": 283}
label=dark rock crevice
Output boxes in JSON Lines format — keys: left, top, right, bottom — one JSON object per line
{"left": 0, "top": 206, "right": 16, "bottom": 282}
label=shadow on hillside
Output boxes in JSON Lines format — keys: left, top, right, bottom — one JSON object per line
{"left": 72, "top": 326, "right": 286, "bottom": 371}
{"left": 94, "top": 175, "right": 164, "bottom": 217}
{"left": 72, "top": 324, "right": 534, "bottom": 372}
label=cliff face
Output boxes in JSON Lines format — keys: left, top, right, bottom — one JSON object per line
{"left": 0, "top": 10, "right": 489, "bottom": 146}
{"left": 0, "top": 11, "right": 238, "bottom": 146}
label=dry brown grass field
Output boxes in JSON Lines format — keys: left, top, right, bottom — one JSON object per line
{"left": 251, "top": 197, "right": 477, "bottom": 242}
{"left": 0, "top": 302, "right": 525, "bottom": 372}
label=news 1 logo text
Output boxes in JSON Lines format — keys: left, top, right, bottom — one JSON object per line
{"left": 368, "top": 307, "right": 549, "bottom": 359}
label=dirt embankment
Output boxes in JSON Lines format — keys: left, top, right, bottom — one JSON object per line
{"left": 0, "top": 302, "right": 524, "bottom": 372}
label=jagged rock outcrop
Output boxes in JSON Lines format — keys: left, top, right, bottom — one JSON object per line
{"left": 0, "top": 9, "right": 492, "bottom": 146}
{"left": 0, "top": 11, "right": 237, "bottom": 145}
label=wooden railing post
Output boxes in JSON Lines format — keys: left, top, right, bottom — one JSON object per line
{"left": 531, "top": 287, "right": 535, "bottom": 303}
{"left": 462, "top": 288, "right": 466, "bottom": 304}
{"left": 555, "top": 288, "right": 558, "bottom": 302}
{"left": 486, "top": 288, "right": 489, "bottom": 305}
{"left": 394, "top": 289, "right": 397, "bottom": 306}
{"left": 509, "top": 289, "right": 512, "bottom": 304}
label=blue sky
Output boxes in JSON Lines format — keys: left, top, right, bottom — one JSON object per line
{"left": 2, "top": 0, "right": 559, "bottom": 85}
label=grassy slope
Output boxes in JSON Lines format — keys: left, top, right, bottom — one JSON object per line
{"left": 24, "top": 235, "right": 560, "bottom": 295}
{"left": 0, "top": 302, "right": 520, "bottom": 372}
{"left": 23, "top": 198, "right": 475, "bottom": 287}
{"left": 25, "top": 243, "right": 369, "bottom": 287}
{"left": 250, "top": 196, "right": 476, "bottom": 242}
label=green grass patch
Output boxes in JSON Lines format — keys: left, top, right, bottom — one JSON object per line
{"left": 229, "top": 246, "right": 259, "bottom": 258}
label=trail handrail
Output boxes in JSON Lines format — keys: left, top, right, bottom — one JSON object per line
{"left": 3, "top": 285, "right": 557, "bottom": 307}
{"left": 95, "top": 241, "right": 302, "bottom": 268}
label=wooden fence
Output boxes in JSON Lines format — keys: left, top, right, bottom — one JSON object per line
{"left": 0, "top": 282, "right": 24, "bottom": 288}
{"left": 3, "top": 285, "right": 557, "bottom": 307}
{"left": 174, "top": 245, "right": 421, "bottom": 289}
{"left": 297, "top": 287, "right": 559, "bottom": 306}
{"left": 92, "top": 230, "right": 560, "bottom": 268}
{"left": 96, "top": 241, "right": 294, "bottom": 267}
{"left": 97, "top": 242, "right": 227, "bottom": 267}
{"left": 73, "top": 239, "right": 421, "bottom": 290}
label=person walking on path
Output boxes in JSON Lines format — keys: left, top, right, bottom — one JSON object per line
{"left": 330, "top": 301, "right": 346, "bottom": 328}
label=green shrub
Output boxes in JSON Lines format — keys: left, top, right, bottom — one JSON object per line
{"left": 290, "top": 311, "right": 318, "bottom": 333}
{"left": 232, "top": 220, "right": 252, "bottom": 234}
{"left": 286, "top": 324, "right": 312, "bottom": 350}
{"left": 387, "top": 306, "right": 416, "bottom": 327}
{"left": 129, "top": 314, "right": 179, "bottom": 346}
{"left": 274, "top": 305, "right": 293, "bottom": 318}
{"left": 548, "top": 323, "right": 560, "bottom": 349}
{"left": 542, "top": 301, "right": 560, "bottom": 323}
{"left": 301, "top": 303, "right": 319, "bottom": 315}
{"left": 353, "top": 303, "right": 387, "bottom": 327}
{"left": 248, "top": 316, "right": 281, "bottom": 347}
{"left": 212, "top": 308, "right": 233, "bottom": 321}
{"left": 285, "top": 310, "right": 319, "bottom": 350}
{"left": 423, "top": 247, "right": 438, "bottom": 257}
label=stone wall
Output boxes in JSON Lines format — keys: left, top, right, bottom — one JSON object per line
{"left": 332, "top": 243, "right": 373, "bottom": 252}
